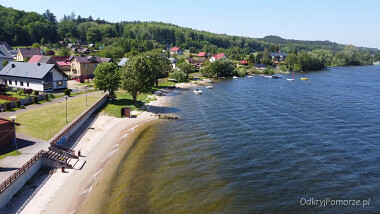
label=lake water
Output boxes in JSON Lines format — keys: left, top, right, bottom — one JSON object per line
{"left": 93, "top": 66, "right": 380, "bottom": 213}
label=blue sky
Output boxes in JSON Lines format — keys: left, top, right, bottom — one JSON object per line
{"left": 1, "top": 0, "right": 379, "bottom": 49}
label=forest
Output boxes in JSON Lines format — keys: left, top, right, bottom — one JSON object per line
{"left": 1, "top": 5, "right": 379, "bottom": 70}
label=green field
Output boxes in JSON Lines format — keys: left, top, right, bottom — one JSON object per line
{"left": 101, "top": 91, "right": 149, "bottom": 118}
{"left": 13, "top": 94, "right": 103, "bottom": 141}
{"left": 0, "top": 150, "right": 21, "bottom": 160}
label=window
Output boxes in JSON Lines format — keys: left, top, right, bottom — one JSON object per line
{"left": 94, "top": 64, "right": 97, "bottom": 68}
{"left": 9, "top": 80, "right": 12, "bottom": 85}
{"left": 20, "top": 82, "right": 24, "bottom": 86}
{"left": 27, "top": 82, "right": 29, "bottom": 87}
{"left": 87, "top": 64, "right": 89, "bottom": 68}
{"left": 15, "top": 81, "right": 17, "bottom": 85}
{"left": 57, "top": 81, "right": 63, "bottom": 87}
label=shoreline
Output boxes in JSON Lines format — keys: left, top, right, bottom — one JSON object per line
{"left": 1, "top": 89, "right": 173, "bottom": 214}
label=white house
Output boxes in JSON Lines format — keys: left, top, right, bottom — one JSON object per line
{"left": 0, "top": 62, "right": 67, "bottom": 91}
{"left": 0, "top": 45, "right": 13, "bottom": 70}
{"left": 170, "top": 47, "right": 184, "bottom": 55}
{"left": 209, "top": 53, "right": 227, "bottom": 63}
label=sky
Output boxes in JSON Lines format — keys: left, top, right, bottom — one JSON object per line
{"left": 1, "top": 0, "right": 379, "bottom": 49}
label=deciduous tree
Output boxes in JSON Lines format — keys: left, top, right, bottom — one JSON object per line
{"left": 94, "top": 63, "right": 120, "bottom": 98}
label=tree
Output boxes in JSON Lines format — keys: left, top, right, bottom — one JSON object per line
{"left": 247, "top": 53, "right": 255, "bottom": 63}
{"left": 283, "top": 53, "right": 298, "bottom": 71}
{"left": 189, "top": 47, "right": 197, "bottom": 53}
{"left": 2, "top": 60, "right": 9, "bottom": 68}
{"left": 43, "top": 9, "right": 57, "bottom": 24}
{"left": 146, "top": 52, "right": 171, "bottom": 87}
{"left": 177, "top": 61, "right": 194, "bottom": 75}
{"left": 169, "top": 70, "right": 188, "bottom": 82}
{"left": 94, "top": 63, "right": 120, "bottom": 98}
{"left": 121, "top": 56, "right": 155, "bottom": 106}
{"left": 201, "top": 58, "right": 235, "bottom": 78}
{"left": 58, "top": 48, "right": 70, "bottom": 57}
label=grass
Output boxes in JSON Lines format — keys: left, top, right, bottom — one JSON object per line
{"left": 0, "top": 150, "right": 21, "bottom": 160}
{"left": 4, "top": 91, "right": 28, "bottom": 99}
{"left": 101, "top": 92, "right": 149, "bottom": 118}
{"left": 13, "top": 94, "right": 102, "bottom": 141}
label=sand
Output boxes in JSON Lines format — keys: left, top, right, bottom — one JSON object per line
{"left": 3, "top": 90, "right": 172, "bottom": 214}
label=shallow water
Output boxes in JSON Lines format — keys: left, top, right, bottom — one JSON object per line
{"left": 90, "top": 66, "right": 380, "bottom": 213}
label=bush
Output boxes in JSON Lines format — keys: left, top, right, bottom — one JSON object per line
{"left": 64, "top": 89, "right": 71, "bottom": 96}
{"left": 20, "top": 105, "right": 25, "bottom": 109}
{"left": 15, "top": 100, "right": 21, "bottom": 108}
{"left": 44, "top": 94, "right": 49, "bottom": 101}
{"left": 169, "top": 70, "right": 188, "bottom": 82}
{"left": 12, "top": 87, "right": 19, "bottom": 92}
{"left": 33, "top": 91, "right": 39, "bottom": 96}
{"left": 49, "top": 93, "right": 55, "bottom": 99}
{"left": 4, "top": 102, "right": 11, "bottom": 111}
{"left": 17, "top": 88, "right": 24, "bottom": 96}
{"left": 236, "top": 68, "right": 247, "bottom": 77}
{"left": 24, "top": 89, "right": 33, "bottom": 97}
{"left": 32, "top": 96, "right": 38, "bottom": 104}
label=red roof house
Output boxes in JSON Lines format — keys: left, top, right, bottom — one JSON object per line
{"left": 210, "top": 53, "right": 227, "bottom": 62}
{"left": 198, "top": 52, "right": 207, "bottom": 57}
{"left": 169, "top": 47, "right": 184, "bottom": 55}
{"left": 240, "top": 61, "right": 248, "bottom": 65}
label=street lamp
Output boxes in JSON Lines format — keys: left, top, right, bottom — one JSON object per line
{"left": 65, "top": 95, "right": 68, "bottom": 123}
{"left": 85, "top": 86, "right": 88, "bottom": 106}
{"left": 10, "top": 116, "right": 18, "bottom": 154}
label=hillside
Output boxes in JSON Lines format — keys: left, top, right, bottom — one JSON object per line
{"left": 0, "top": 5, "right": 379, "bottom": 58}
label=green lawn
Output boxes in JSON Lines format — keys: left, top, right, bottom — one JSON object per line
{"left": 101, "top": 92, "right": 149, "bottom": 118}
{"left": 13, "top": 94, "right": 103, "bottom": 141}
{"left": 4, "top": 92, "right": 28, "bottom": 99}
{"left": 0, "top": 150, "right": 21, "bottom": 160}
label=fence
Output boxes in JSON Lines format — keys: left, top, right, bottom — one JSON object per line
{"left": 0, "top": 150, "right": 45, "bottom": 193}
{"left": 0, "top": 93, "right": 108, "bottom": 196}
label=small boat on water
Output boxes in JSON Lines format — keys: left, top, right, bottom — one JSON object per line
{"left": 248, "top": 75, "right": 253, "bottom": 78}
{"left": 300, "top": 77, "right": 308, "bottom": 81}
{"left": 271, "top": 75, "right": 280, "bottom": 79}
{"left": 205, "top": 86, "right": 213, "bottom": 89}
{"left": 286, "top": 72, "right": 295, "bottom": 81}
{"left": 233, "top": 76, "right": 239, "bottom": 79}
{"left": 258, "top": 74, "right": 265, "bottom": 77}
{"left": 193, "top": 89, "right": 203, "bottom": 94}
{"left": 208, "top": 80, "right": 214, "bottom": 83}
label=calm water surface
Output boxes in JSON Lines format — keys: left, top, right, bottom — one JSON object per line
{"left": 100, "top": 66, "right": 380, "bottom": 213}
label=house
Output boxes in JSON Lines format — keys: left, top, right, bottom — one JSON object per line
{"left": 198, "top": 52, "right": 207, "bottom": 57}
{"left": 185, "top": 58, "right": 195, "bottom": 64}
{"left": 209, "top": 53, "right": 227, "bottom": 63}
{"left": 69, "top": 55, "right": 102, "bottom": 78}
{"left": 16, "top": 48, "right": 42, "bottom": 62}
{"left": 169, "top": 58, "right": 177, "bottom": 69}
{"left": 195, "top": 58, "right": 206, "bottom": 63}
{"left": 118, "top": 58, "right": 129, "bottom": 67}
{"left": 239, "top": 61, "right": 248, "bottom": 66}
{"left": 254, "top": 63, "right": 267, "bottom": 69}
{"left": 52, "top": 57, "right": 71, "bottom": 73}
{"left": 100, "top": 58, "right": 113, "bottom": 63}
{"left": 28, "top": 55, "right": 58, "bottom": 65}
{"left": 269, "top": 51, "right": 287, "bottom": 61}
{"left": 78, "top": 48, "right": 90, "bottom": 54}
{"left": 0, "top": 41, "right": 13, "bottom": 51}
{"left": 0, "top": 45, "right": 13, "bottom": 70}
{"left": 0, "top": 118, "right": 19, "bottom": 150}
{"left": 170, "top": 47, "right": 184, "bottom": 55}
{"left": 0, "top": 62, "right": 68, "bottom": 91}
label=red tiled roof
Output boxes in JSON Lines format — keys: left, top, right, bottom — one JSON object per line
{"left": 0, "top": 118, "right": 12, "bottom": 125}
{"left": 240, "top": 61, "right": 248, "bottom": 64}
{"left": 198, "top": 52, "right": 206, "bottom": 57}
{"left": 57, "top": 61, "right": 70, "bottom": 66}
{"left": 170, "top": 47, "right": 181, "bottom": 51}
{"left": 28, "top": 55, "right": 43, "bottom": 63}
{"left": 212, "top": 53, "right": 226, "bottom": 59}
{"left": 52, "top": 57, "right": 69, "bottom": 62}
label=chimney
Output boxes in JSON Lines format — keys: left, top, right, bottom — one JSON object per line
{"left": 37, "top": 63, "right": 41, "bottom": 66}
{"left": 11, "top": 64, "right": 15, "bottom": 68}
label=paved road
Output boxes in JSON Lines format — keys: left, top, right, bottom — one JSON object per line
{"left": 0, "top": 133, "right": 49, "bottom": 184}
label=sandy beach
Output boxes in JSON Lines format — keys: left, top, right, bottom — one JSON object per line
{"left": 0, "top": 89, "right": 172, "bottom": 214}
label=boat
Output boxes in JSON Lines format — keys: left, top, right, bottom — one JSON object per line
{"left": 208, "top": 80, "right": 214, "bottom": 83}
{"left": 286, "top": 72, "right": 295, "bottom": 81}
{"left": 193, "top": 89, "right": 203, "bottom": 94}
{"left": 248, "top": 75, "right": 253, "bottom": 78}
{"left": 271, "top": 75, "right": 280, "bottom": 79}
{"left": 258, "top": 74, "right": 265, "bottom": 77}
{"left": 264, "top": 75, "right": 272, "bottom": 78}
{"left": 205, "top": 86, "right": 213, "bottom": 89}
{"left": 233, "top": 76, "right": 238, "bottom": 79}
{"left": 300, "top": 76, "right": 308, "bottom": 81}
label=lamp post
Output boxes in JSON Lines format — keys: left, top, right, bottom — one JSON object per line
{"left": 65, "top": 95, "right": 68, "bottom": 123}
{"left": 85, "top": 86, "right": 88, "bottom": 106}
{"left": 10, "top": 116, "right": 18, "bottom": 154}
